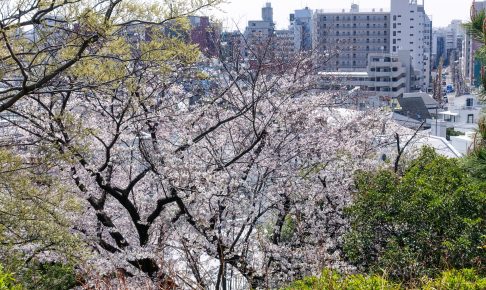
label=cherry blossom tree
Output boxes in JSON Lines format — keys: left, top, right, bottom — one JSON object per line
{"left": 1, "top": 11, "right": 410, "bottom": 289}
{"left": 0, "top": 0, "right": 220, "bottom": 112}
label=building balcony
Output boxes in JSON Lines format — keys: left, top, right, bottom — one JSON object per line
{"left": 369, "top": 71, "right": 405, "bottom": 78}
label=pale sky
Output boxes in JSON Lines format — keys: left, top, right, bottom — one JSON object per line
{"left": 208, "top": 0, "right": 472, "bottom": 31}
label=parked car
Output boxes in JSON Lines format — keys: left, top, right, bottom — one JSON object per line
{"left": 446, "top": 84, "right": 454, "bottom": 93}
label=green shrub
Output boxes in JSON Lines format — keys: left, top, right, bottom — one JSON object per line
{"left": 282, "top": 269, "right": 400, "bottom": 290}
{"left": 446, "top": 128, "right": 464, "bottom": 140}
{"left": 421, "top": 269, "right": 486, "bottom": 290}
{"left": 283, "top": 269, "right": 486, "bottom": 290}
{"left": 344, "top": 148, "right": 486, "bottom": 280}
{"left": 17, "top": 262, "right": 77, "bottom": 290}
{"left": 0, "top": 265, "right": 22, "bottom": 290}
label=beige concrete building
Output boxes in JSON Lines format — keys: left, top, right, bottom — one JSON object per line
{"left": 313, "top": 4, "right": 390, "bottom": 71}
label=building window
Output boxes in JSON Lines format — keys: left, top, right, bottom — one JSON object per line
{"left": 467, "top": 114, "right": 474, "bottom": 124}
{"left": 466, "top": 98, "right": 474, "bottom": 107}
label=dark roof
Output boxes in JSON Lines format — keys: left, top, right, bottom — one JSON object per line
{"left": 397, "top": 97, "right": 431, "bottom": 121}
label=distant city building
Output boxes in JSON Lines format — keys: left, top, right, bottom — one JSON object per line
{"left": 390, "top": 0, "right": 432, "bottom": 92}
{"left": 188, "top": 16, "right": 220, "bottom": 58}
{"left": 433, "top": 20, "right": 465, "bottom": 69}
{"left": 220, "top": 31, "right": 244, "bottom": 62}
{"left": 290, "top": 7, "right": 313, "bottom": 52}
{"left": 262, "top": 2, "right": 273, "bottom": 23}
{"left": 433, "top": 33, "right": 446, "bottom": 67}
{"left": 244, "top": 2, "right": 275, "bottom": 53}
{"left": 313, "top": 4, "right": 390, "bottom": 72}
{"left": 274, "top": 29, "right": 295, "bottom": 61}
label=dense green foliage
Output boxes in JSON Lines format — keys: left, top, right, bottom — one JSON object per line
{"left": 12, "top": 262, "right": 76, "bottom": 290}
{"left": 446, "top": 127, "right": 465, "bottom": 140}
{"left": 0, "top": 265, "right": 22, "bottom": 290}
{"left": 344, "top": 148, "right": 486, "bottom": 280}
{"left": 0, "top": 149, "right": 82, "bottom": 289}
{"left": 464, "top": 117, "right": 486, "bottom": 180}
{"left": 282, "top": 269, "right": 486, "bottom": 290}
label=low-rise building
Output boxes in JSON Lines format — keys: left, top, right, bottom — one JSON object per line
{"left": 318, "top": 51, "right": 409, "bottom": 108}
{"left": 431, "top": 93, "right": 484, "bottom": 154}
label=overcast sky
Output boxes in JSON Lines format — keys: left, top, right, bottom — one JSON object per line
{"left": 209, "top": 0, "right": 472, "bottom": 31}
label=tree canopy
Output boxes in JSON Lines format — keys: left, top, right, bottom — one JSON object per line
{"left": 344, "top": 147, "right": 486, "bottom": 280}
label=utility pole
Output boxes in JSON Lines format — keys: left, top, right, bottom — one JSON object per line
{"left": 433, "top": 56, "right": 444, "bottom": 103}
{"left": 432, "top": 57, "right": 444, "bottom": 136}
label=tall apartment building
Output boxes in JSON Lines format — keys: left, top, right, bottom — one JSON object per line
{"left": 274, "top": 29, "right": 295, "bottom": 60}
{"left": 243, "top": 2, "right": 276, "bottom": 58}
{"left": 243, "top": 2, "right": 296, "bottom": 61}
{"left": 433, "top": 20, "right": 465, "bottom": 68}
{"left": 313, "top": 4, "right": 390, "bottom": 71}
{"left": 432, "top": 32, "right": 446, "bottom": 67}
{"left": 262, "top": 2, "right": 273, "bottom": 23}
{"left": 290, "top": 7, "right": 313, "bottom": 52}
{"left": 390, "top": 0, "right": 432, "bottom": 92}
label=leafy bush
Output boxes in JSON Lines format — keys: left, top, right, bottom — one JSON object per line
{"left": 446, "top": 128, "right": 464, "bottom": 140}
{"left": 464, "top": 117, "right": 486, "bottom": 180}
{"left": 17, "top": 262, "right": 77, "bottom": 290}
{"left": 421, "top": 269, "right": 486, "bottom": 290}
{"left": 282, "top": 269, "right": 400, "bottom": 290}
{"left": 0, "top": 265, "right": 22, "bottom": 290}
{"left": 344, "top": 148, "right": 485, "bottom": 280}
{"left": 282, "top": 269, "right": 486, "bottom": 290}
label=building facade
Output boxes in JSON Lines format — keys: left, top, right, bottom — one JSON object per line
{"left": 313, "top": 4, "right": 390, "bottom": 71}
{"left": 318, "top": 51, "right": 410, "bottom": 108}
{"left": 390, "top": 0, "right": 432, "bottom": 92}
{"left": 290, "top": 7, "right": 313, "bottom": 52}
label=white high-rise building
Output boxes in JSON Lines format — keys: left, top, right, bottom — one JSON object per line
{"left": 262, "top": 3, "right": 273, "bottom": 23}
{"left": 390, "top": 0, "right": 432, "bottom": 92}
{"left": 291, "top": 7, "right": 313, "bottom": 52}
